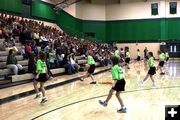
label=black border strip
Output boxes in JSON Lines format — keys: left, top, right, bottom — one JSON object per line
{"left": 31, "top": 86, "right": 180, "bottom": 120}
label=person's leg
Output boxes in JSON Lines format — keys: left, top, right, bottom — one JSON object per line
{"left": 7, "top": 64, "right": 18, "bottom": 75}
{"left": 150, "top": 75, "right": 156, "bottom": 87}
{"left": 89, "top": 74, "right": 96, "bottom": 84}
{"left": 33, "top": 81, "right": 41, "bottom": 98}
{"left": 40, "top": 82, "right": 45, "bottom": 97}
{"left": 116, "top": 92, "right": 126, "bottom": 110}
{"left": 140, "top": 74, "right": 150, "bottom": 84}
{"left": 80, "top": 72, "right": 89, "bottom": 81}
{"left": 99, "top": 89, "right": 115, "bottom": 107}
{"left": 16, "top": 64, "right": 23, "bottom": 70}
{"left": 106, "top": 89, "right": 114, "bottom": 103}
{"left": 40, "top": 82, "right": 48, "bottom": 103}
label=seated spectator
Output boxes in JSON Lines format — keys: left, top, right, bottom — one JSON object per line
{"left": 48, "top": 48, "right": 56, "bottom": 69}
{"left": 56, "top": 51, "right": 64, "bottom": 67}
{"left": 32, "top": 30, "right": 40, "bottom": 46}
{"left": 28, "top": 53, "right": 36, "bottom": 74}
{"left": 31, "top": 40, "right": 38, "bottom": 57}
{"left": 25, "top": 41, "right": 32, "bottom": 58}
{"left": 3, "top": 38, "right": 18, "bottom": 52}
{"left": 69, "top": 53, "right": 80, "bottom": 73}
{"left": 21, "top": 46, "right": 28, "bottom": 60}
{"left": 6, "top": 49, "right": 24, "bottom": 75}
{"left": 62, "top": 53, "right": 74, "bottom": 75}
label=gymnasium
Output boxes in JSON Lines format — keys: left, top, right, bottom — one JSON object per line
{"left": 0, "top": 0, "right": 180, "bottom": 120}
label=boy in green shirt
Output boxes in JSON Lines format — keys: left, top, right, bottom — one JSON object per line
{"left": 140, "top": 52, "right": 156, "bottom": 88}
{"left": 99, "top": 56, "right": 127, "bottom": 113}
{"left": 157, "top": 51, "right": 165, "bottom": 75}
{"left": 114, "top": 47, "right": 120, "bottom": 58}
{"left": 125, "top": 48, "right": 130, "bottom": 69}
{"left": 80, "top": 50, "right": 96, "bottom": 84}
{"left": 137, "top": 49, "right": 141, "bottom": 64}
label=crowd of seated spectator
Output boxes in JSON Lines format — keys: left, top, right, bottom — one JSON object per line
{"left": 0, "top": 13, "right": 113, "bottom": 76}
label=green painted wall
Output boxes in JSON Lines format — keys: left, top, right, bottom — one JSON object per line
{"left": 167, "top": 19, "right": 180, "bottom": 40}
{"left": 56, "top": 10, "right": 82, "bottom": 37}
{"left": 82, "top": 20, "right": 106, "bottom": 42}
{"left": 31, "top": 1, "right": 56, "bottom": 21}
{"left": 0, "top": 0, "right": 22, "bottom": 13}
{"left": 106, "top": 20, "right": 161, "bottom": 42}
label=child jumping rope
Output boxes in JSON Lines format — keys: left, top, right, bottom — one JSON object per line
{"left": 33, "top": 51, "right": 48, "bottom": 103}
{"left": 125, "top": 48, "right": 130, "bottom": 69}
{"left": 139, "top": 52, "right": 156, "bottom": 88}
{"left": 99, "top": 56, "right": 127, "bottom": 113}
{"left": 157, "top": 51, "right": 165, "bottom": 75}
{"left": 80, "top": 50, "right": 96, "bottom": 84}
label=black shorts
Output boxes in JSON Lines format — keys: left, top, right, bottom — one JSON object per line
{"left": 125, "top": 58, "right": 130, "bottom": 64}
{"left": 159, "top": 61, "right": 164, "bottom": 67}
{"left": 36, "top": 73, "right": 48, "bottom": 83}
{"left": 112, "top": 79, "right": 126, "bottom": 92}
{"left": 166, "top": 57, "right": 169, "bottom": 62}
{"left": 137, "top": 56, "right": 141, "bottom": 61}
{"left": 88, "top": 64, "right": 95, "bottom": 74}
{"left": 148, "top": 67, "right": 156, "bottom": 75}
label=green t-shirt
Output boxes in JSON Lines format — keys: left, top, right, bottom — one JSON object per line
{"left": 137, "top": 52, "right": 140, "bottom": 57}
{"left": 36, "top": 59, "right": 47, "bottom": 73}
{"left": 159, "top": 53, "right": 165, "bottom": 61}
{"left": 165, "top": 52, "right": 169, "bottom": 58}
{"left": 148, "top": 57, "right": 155, "bottom": 67}
{"left": 87, "top": 55, "right": 95, "bottom": 65}
{"left": 112, "top": 65, "right": 124, "bottom": 80}
{"left": 114, "top": 50, "right": 119, "bottom": 58}
{"left": 126, "top": 52, "right": 130, "bottom": 58}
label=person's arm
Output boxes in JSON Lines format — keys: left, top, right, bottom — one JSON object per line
{"left": 35, "top": 60, "right": 41, "bottom": 79}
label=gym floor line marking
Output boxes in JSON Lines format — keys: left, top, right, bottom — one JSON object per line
{"left": 31, "top": 85, "right": 180, "bottom": 120}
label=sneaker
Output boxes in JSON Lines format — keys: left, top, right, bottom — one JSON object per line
{"left": 34, "top": 93, "right": 41, "bottom": 99}
{"left": 40, "top": 97, "right": 48, "bottom": 103}
{"left": 117, "top": 108, "right": 127, "bottom": 113}
{"left": 90, "top": 81, "right": 96, "bottom": 84}
{"left": 99, "top": 100, "right": 107, "bottom": 107}
{"left": 139, "top": 80, "right": 143, "bottom": 84}
{"left": 49, "top": 77, "right": 54, "bottom": 80}
{"left": 152, "top": 83, "right": 157, "bottom": 88}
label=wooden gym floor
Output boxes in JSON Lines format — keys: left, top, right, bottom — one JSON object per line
{"left": 0, "top": 61, "right": 180, "bottom": 120}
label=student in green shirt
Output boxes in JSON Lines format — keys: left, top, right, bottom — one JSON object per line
{"left": 33, "top": 51, "right": 48, "bottom": 103}
{"left": 125, "top": 48, "right": 130, "bottom": 69}
{"left": 114, "top": 47, "right": 120, "bottom": 58}
{"left": 140, "top": 52, "right": 156, "bottom": 88}
{"left": 157, "top": 51, "right": 165, "bottom": 75}
{"left": 80, "top": 50, "right": 96, "bottom": 84}
{"left": 137, "top": 49, "right": 141, "bottom": 64}
{"left": 99, "top": 56, "right": 127, "bottom": 113}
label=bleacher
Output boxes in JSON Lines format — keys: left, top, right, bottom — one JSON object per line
{"left": 0, "top": 38, "right": 101, "bottom": 86}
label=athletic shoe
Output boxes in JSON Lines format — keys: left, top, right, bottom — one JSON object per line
{"left": 40, "top": 97, "right": 48, "bottom": 103}
{"left": 34, "top": 93, "right": 41, "bottom": 99}
{"left": 152, "top": 82, "right": 157, "bottom": 88}
{"left": 90, "top": 81, "right": 96, "bottom": 84}
{"left": 49, "top": 77, "right": 54, "bottom": 80}
{"left": 139, "top": 80, "right": 143, "bottom": 84}
{"left": 99, "top": 100, "right": 107, "bottom": 107}
{"left": 117, "top": 108, "right": 127, "bottom": 113}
